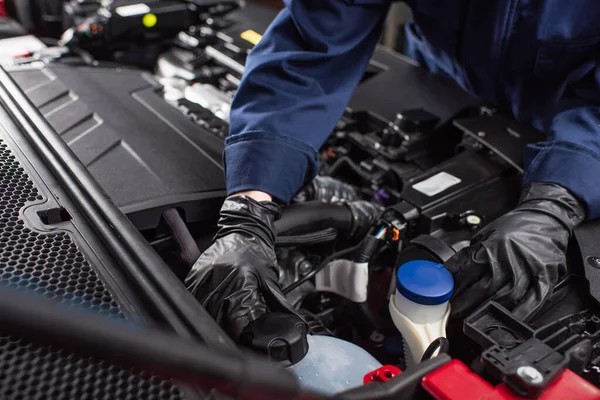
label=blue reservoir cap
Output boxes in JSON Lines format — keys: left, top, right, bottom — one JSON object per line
{"left": 396, "top": 260, "right": 454, "bottom": 305}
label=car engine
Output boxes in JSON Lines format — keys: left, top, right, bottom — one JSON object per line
{"left": 4, "top": 1, "right": 600, "bottom": 398}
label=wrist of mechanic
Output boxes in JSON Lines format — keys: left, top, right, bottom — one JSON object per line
{"left": 231, "top": 190, "right": 272, "bottom": 202}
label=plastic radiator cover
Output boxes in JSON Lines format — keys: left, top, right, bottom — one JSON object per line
{"left": 0, "top": 92, "right": 196, "bottom": 399}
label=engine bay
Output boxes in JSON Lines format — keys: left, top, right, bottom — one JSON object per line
{"left": 152, "top": 8, "right": 600, "bottom": 395}
{"left": 5, "top": 1, "right": 600, "bottom": 398}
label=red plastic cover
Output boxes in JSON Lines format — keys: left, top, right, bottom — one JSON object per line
{"left": 422, "top": 360, "right": 600, "bottom": 400}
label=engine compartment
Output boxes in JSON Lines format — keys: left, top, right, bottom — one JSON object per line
{"left": 145, "top": 7, "right": 600, "bottom": 395}
{"left": 154, "top": 6, "right": 600, "bottom": 395}
{"left": 5, "top": 1, "right": 600, "bottom": 397}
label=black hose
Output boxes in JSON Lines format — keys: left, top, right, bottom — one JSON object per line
{"left": 357, "top": 301, "right": 384, "bottom": 331}
{"left": 276, "top": 227, "right": 338, "bottom": 247}
{"left": 282, "top": 242, "right": 363, "bottom": 294}
{"left": 421, "top": 337, "right": 450, "bottom": 362}
{"left": 161, "top": 208, "right": 201, "bottom": 268}
{"left": 275, "top": 201, "right": 354, "bottom": 236}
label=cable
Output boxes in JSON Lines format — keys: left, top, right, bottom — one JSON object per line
{"left": 299, "top": 309, "right": 335, "bottom": 337}
{"left": 421, "top": 337, "right": 450, "bottom": 362}
{"left": 375, "top": 226, "right": 387, "bottom": 240}
{"left": 70, "top": 46, "right": 97, "bottom": 66}
{"left": 282, "top": 242, "right": 363, "bottom": 294}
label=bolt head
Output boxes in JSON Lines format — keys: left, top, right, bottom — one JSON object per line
{"left": 466, "top": 215, "right": 482, "bottom": 226}
{"left": 587, "top": 257, "right": 600, "bottom": 269}
{"left": 369, "top": 331, "right": 385, "bottom": 343}
{"left": 298, "top": 260, "right": 312, "bottom": 275}
{"left": 517, "top": 366, "right": 543, "bottom": 384}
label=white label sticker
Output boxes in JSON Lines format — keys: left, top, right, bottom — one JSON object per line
{"left": 115, "top": 3, "right": 150, "bottom": 17}
{"left": 412, "top": 171, "right": 461, "bottom": 197}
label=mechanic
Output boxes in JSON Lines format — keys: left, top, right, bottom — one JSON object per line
{"left": 186, "top": 0, "right": 597, "bottom": 340}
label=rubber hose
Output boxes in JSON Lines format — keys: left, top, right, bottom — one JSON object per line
{"left": 275, "top": 201, "right": 354, "bottom": 236}
{"left": 276, "top": 228, "right": 338, "bottom": 247}
{"left": 161, "top": 208, "right": 201, "bottom": 268}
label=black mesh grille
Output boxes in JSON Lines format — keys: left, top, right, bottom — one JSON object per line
{"left": 0, "top": 336, "right": 183, "bottom": 400}
{"left": 0, "top": 140, "right": 185, "bottom": 399}
{"left": 0, "top": 141, "right": 125, "bottom": 318}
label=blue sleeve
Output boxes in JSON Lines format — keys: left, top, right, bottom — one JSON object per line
{"left": 224, "top": 0, "right": 390, "bottom": 202}
{"left": 523, "top": 64, "right": 600, "bottom": 220}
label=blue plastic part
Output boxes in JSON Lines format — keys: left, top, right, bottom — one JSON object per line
{"left": 396, "top": 260, "right": 454, "bottom": 306}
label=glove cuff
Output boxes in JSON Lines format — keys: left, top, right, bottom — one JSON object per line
{"left": 222, "top": 195, "right": 282, "bottom": 219}
{"left": 519, "top": 183, "right": 585, "bottom": 230}
{"left": 217, "top": 196, "right": 282, "bottom": 243}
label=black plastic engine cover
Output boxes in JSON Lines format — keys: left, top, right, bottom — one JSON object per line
{"left": 224, "top": 3, "right": 480, "bottom": 124}
{"left": 9, "top": 63, "right": 226, "bottom": 230}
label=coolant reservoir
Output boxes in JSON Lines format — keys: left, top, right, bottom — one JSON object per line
{"left": 389, "top": 260, "right": 453, "bottom": 367}
{"left": 288, "top": 335, "right": 382, "bottom": 395}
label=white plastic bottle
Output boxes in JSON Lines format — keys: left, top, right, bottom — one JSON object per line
{"left": 388, "top": 260, "right": 454, "bottom": 367}
{"left": 287, "top": 335, "right": 382, "bottom": 395}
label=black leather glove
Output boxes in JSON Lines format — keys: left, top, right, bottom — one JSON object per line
{"left": 293, "top": 176, "right": 358, "bottom": 203}
{"left": 185, "top": 196, "right": 303, "bottom": 341}
{"left": 445, "top": 183, "right": 585, "bottom": 322}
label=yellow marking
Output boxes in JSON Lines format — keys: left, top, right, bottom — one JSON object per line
{"left": 142, "top": 13, "right": 158, "bottom": 28}
{"left": 240, "top": 30, "right": 262, "bottom": 45}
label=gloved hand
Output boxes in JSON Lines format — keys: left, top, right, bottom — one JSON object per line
{"left": 445, "top": 183, "right": 585, "bottom": 322}
{"left": 185, "top": 195, "right": 302, "bottom": 341}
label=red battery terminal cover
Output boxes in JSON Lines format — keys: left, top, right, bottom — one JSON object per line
{"left": 421, "top": 360, "right": 600, "bottom": 400}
